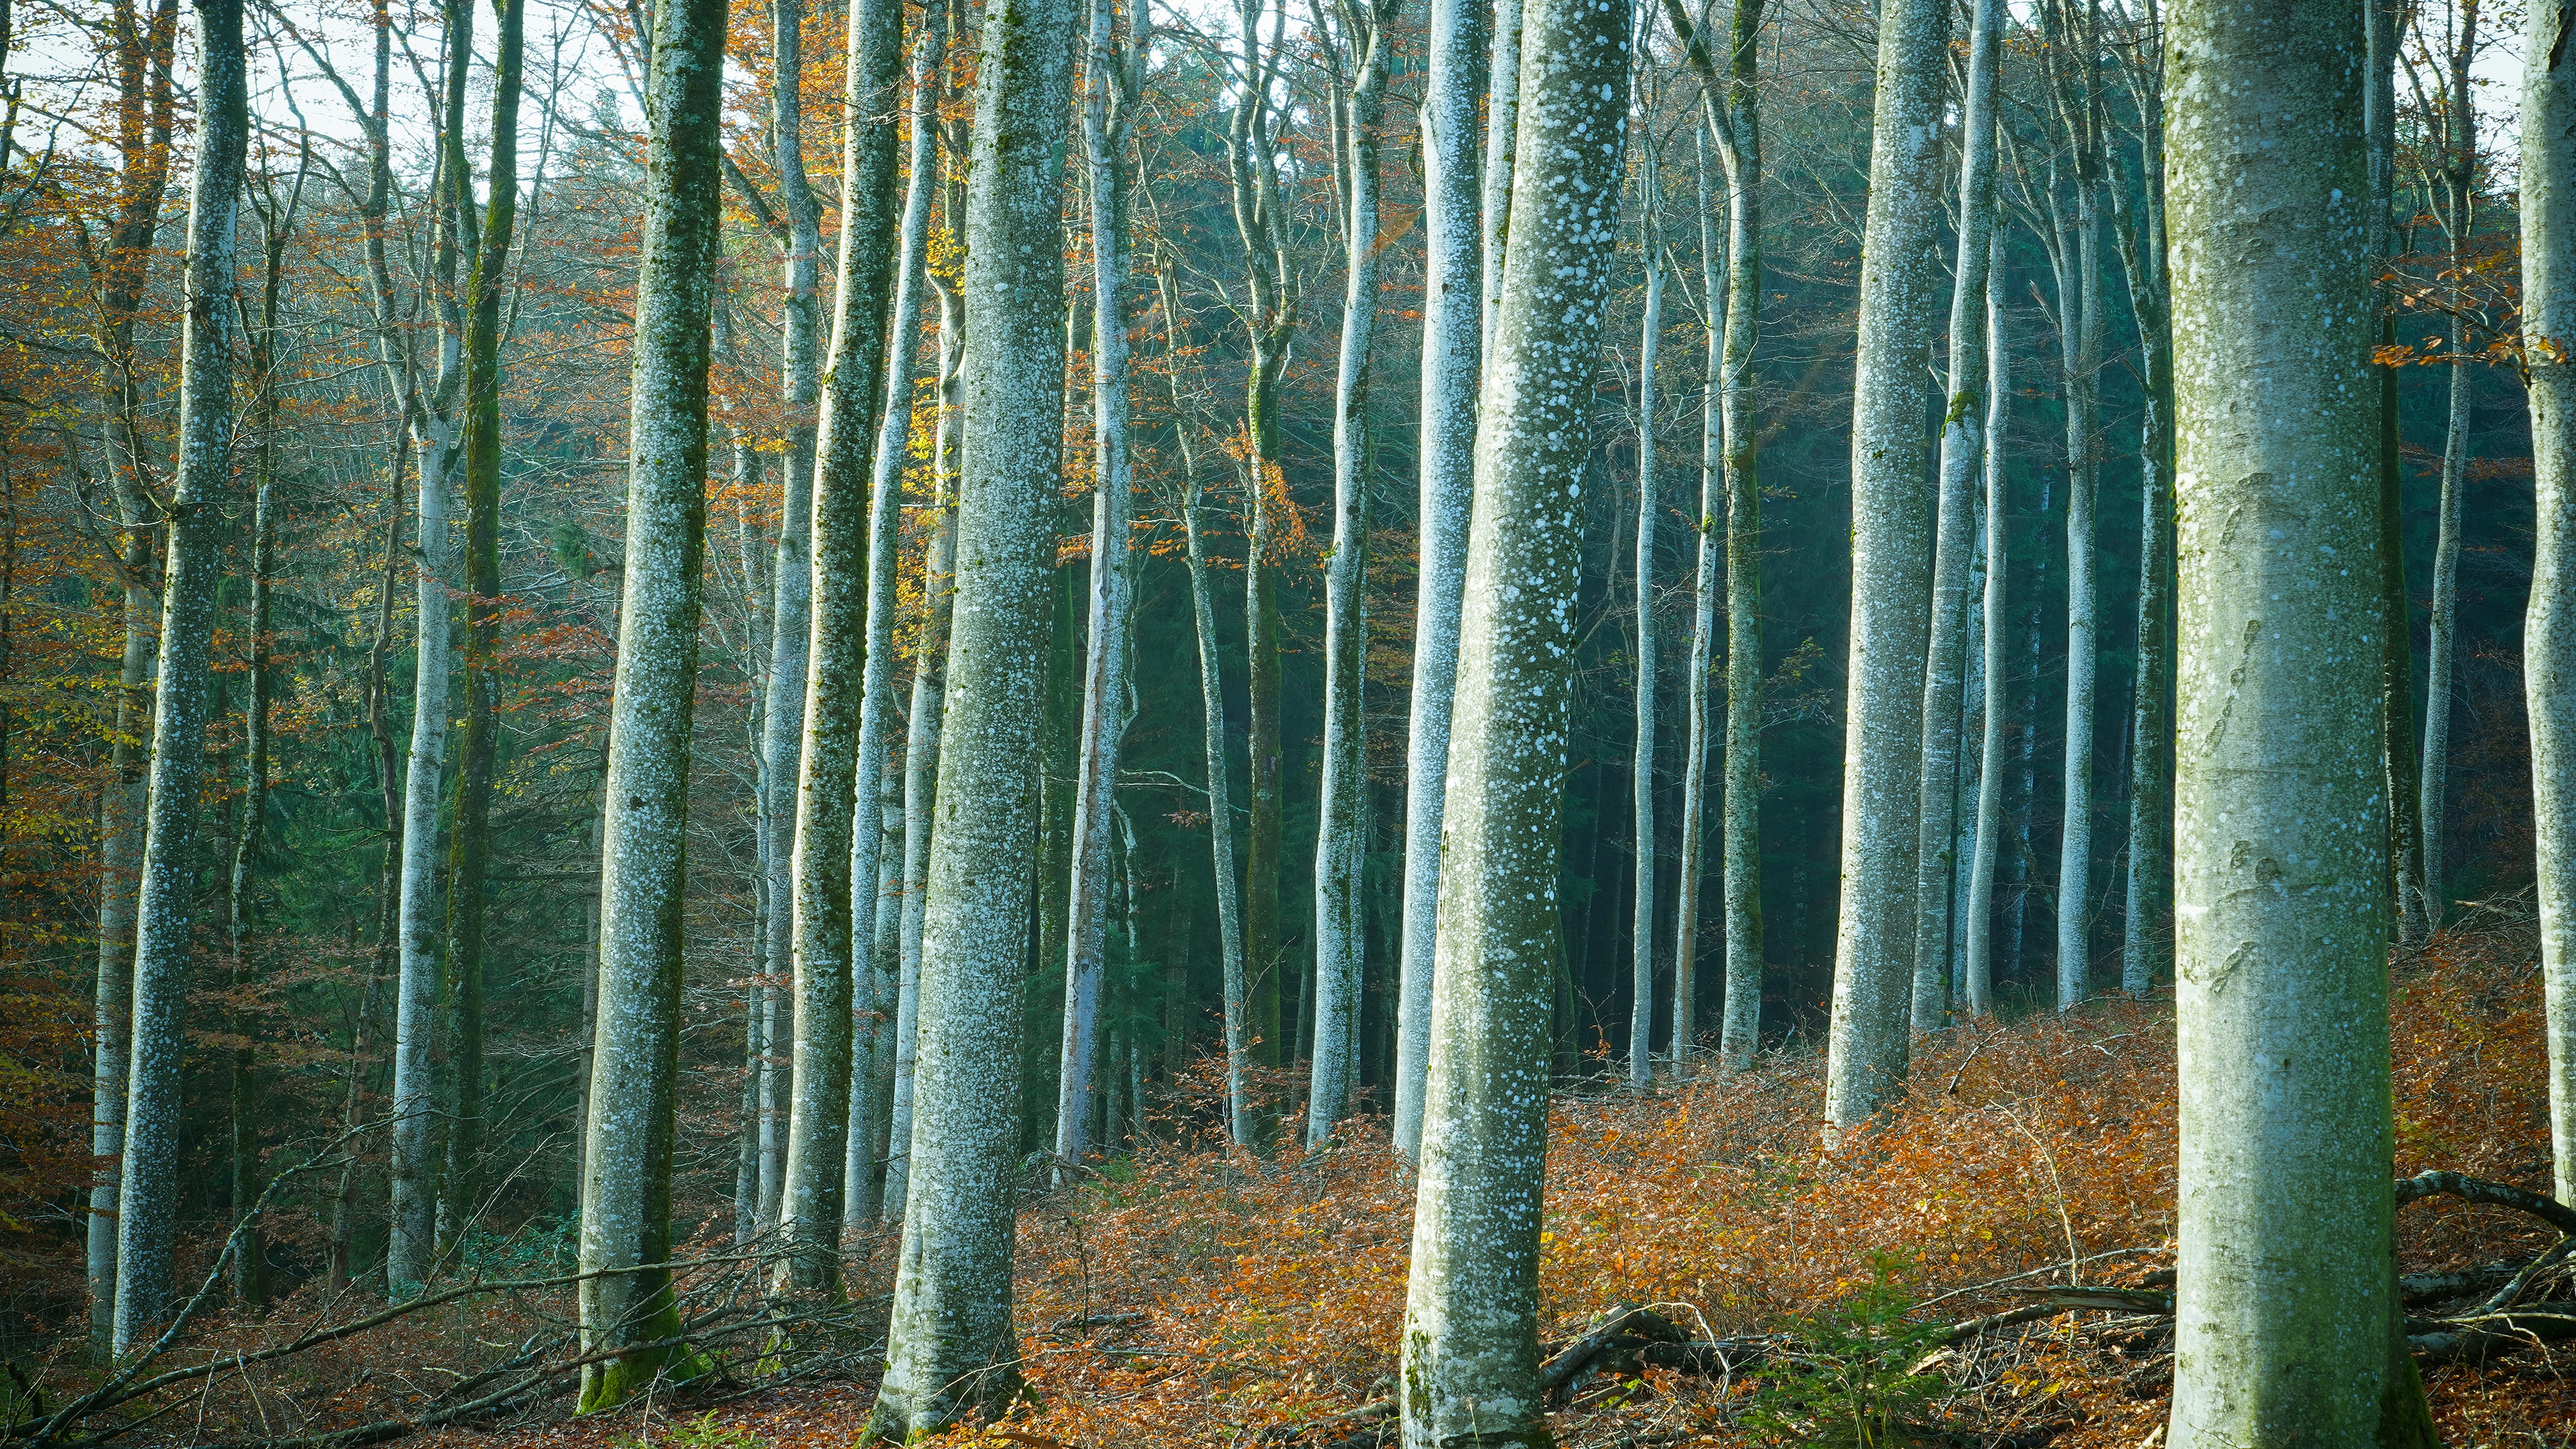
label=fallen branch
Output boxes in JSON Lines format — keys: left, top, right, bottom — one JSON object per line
{"left": 2394, "top": 1171, "right": 2576, "bottom": 1236}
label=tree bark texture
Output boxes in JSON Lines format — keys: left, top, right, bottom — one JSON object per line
{"left": 2523, "top": 0, "right": 2576, "bottom": 1205}
{"left": 1966, "top": 229, "right": 2010, "bottom": 1016}
{"left": 113, "top": 0, "right": 246, "bottom": 1354}
{"left": 1394, "top": 0, "right": 1483, "bottom": 1159}
{"left": 2162, "top": 0, "right": 2420, "bottom": 1436}
{"left": 868, "top": 0, "right": 1074, "bottom": 1424}
{"left": 574, "top": 0, "right": 727, "bottom": 1404}
{"left": 1821, "top": 0, "right": 1948, "bottom": 1129}
{"left": 1398, "top": 0, "right": 1629, "bottom": 1433}
{"left": 1627, "top": 109, "right": 1663, "bottom": 1089}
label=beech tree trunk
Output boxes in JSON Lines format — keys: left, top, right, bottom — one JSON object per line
{"left": 776, "top": 0, "right": 903, "bottom": 1297}
{"left": 1394, "top": 0, "right": 1483, "bottom": 1159}
{"left": 1397, "top": 0, "right": 1629, "bottom": 1432}
{"left": 2112, "top": 66, "right": 2174, "bottom": 999}
{"left": 1626, "top": 107, "right": 1662, "bottom": 1090}
{"left": 112, "top": 0, "right": 245, "bottom": 1354}
{"left": 2163, "top": 0, "right": 2429, "bottom": 1435}
{"left": 2053, "top": 146, "right": 2104, "bottom": 1013}
{"left": 2523, "top": 0, "right": 2576, "bottom": 1206}
{"left": 1964, "top": 229, "right": 2010, "bottom": 1015}
{"left": 1909, "top": 0, "right": 2002, "bottom": 1033}
{"left": 1056, "top": 0, "right": 1141, "bottom": 1167}
{"left": 574, "top": 0, "right": 727, "bottom": 1404}
{"left": 1821, "top": 0, "right": 1948, "bottom": 1130}
{"left": 439, "top": 0, "right": 526, "bottom": 1253}
{"left": 2420, "top": 12, "right": 2479, "bottom": 935}
{"left": 867, "top": 0, "right": 1075, "bottom": 1424}
{"left": 1309, "top": 0, "right": 1394, "bottom": 1148}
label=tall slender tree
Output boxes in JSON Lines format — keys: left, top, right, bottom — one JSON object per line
{"left": 440, "top": 0, "right": 527, "bottom": 1248}
{"left": 1394, "top": 0, "right": 1484, "bottom": 1159}
{"left": 1821, "top": 0, "right": 1949, "bottom": 1129}
{"left": 2522, "top": 0, "right": 2576, "bottom": 1205}
{"left": 574, "top": 0, "right": 728, "bottom": 1403}
{"left": 1399, "top": 0, "right": 1629, "bottom": 1428}
{"left": 1909, "top": 0, "right": 2004, "bottom": 1032}
{"left": 776, "top": 0, "right": 904, "bottom": 1295}
{"left": 1625, "top": 70, "right": 1664, "bottom": 1089}
{"left": 867, "top": 0, "right": 1077, "bottom": 1423}
{"left": 111, "top": 0, "right": 246, "bottom": 1355}
{"left": 1308, "top": 0, "right": 1399, "bottom": 1146}
{"left": 2162, "top": 0, "right": 2433, "bottom": 1434}
{"left": 1964, "top": 227, "right": 2011, "bottom": 1015}
{"left": 1056, "top": 0, "right": 1144, "bottom": 1168}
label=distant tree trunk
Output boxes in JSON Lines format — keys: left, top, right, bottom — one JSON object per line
{"left": 1821, "top": 0, "right": 1948, "bottom": 1130}
{"left": 574, "top": 0, "right": 727, "bottom": 1403}
{"left": 1398, "top": 0, "right": 1629, "bottom": 1430}
{"left": 1479, "top": 0, "right": 1519, "bottom": 355}
{"left": 2420, "top": 7, "right": 2479, "bottom": 934}
{"left": 2369, "top": 0, "right": 2428, "bottom": 947}
{"left": 1965, "top": 228, "right": 2010, "bottom": 1015}
{"left": 1909, "top": 0, "right": 2002, "bottom": 1033}
{"left": 1225, "top": 0, "right": 1292, "bottom": 1097}
{"left": 87, "top": 0, "right": 178, "bottom": 1347}
{"left": 2111, "top": 55, "right": 2173, "bottom": 998}
{"left": 847, "top": 0, "right": 947, "bottom": 1242}
{"left": 867, "top": 0, "right": 1075, "bottom": 1423}
{"left": 883, "top": 273, "right": 962, "bottom": 1225}
{"left": 777, "top": 0, "right": 902, "bottom": 1297}
{"left": 1056, "top": 0, "right": 1142, "bottom": 1168}
{"left": 1157, "top": 259, "right": 1254, "bottom": 1148}
{"left": 1309, "top": 0, "right": 1394, "bottom": 1148}
{"left": 112, "top": 0, "right": 246, "bottom": 1355}
{"left": 1675, "top": 129, "right": 1719, "bottom": 1082}
{"left": 389, "top": 0, "right": 475, "bottom": 1297}
{"left": 2050, "top": 48, "right": 2106, "bottom": 1012}
{"left": 2520, "top": 0, "right": 2576, "bottom": 1207}
{"left": 1395, "top": 0, "right": 1483, "bottom": 1159}
{"left": 2162, "top": 0, "right": 2430, "bottom": 1436}
{"left": 440, "top": 0, "right": 527, "bottom": 1252}
{"left": 1666, "top": 0, "right": 1764, "bottom": 1071}
{"left": 1626, "top": 109, "right": 1663, "bottom": 1091}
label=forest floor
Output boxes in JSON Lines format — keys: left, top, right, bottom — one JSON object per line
{"left": 30, "top": 913, "right": 2566, "bottom": 1448}
{"left": 440, "top": 909, "right": 2569, "bottom": 1448}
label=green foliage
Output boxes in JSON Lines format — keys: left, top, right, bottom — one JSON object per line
{"left": 455, "top": 1213, "right": 580, "bottom": 1278}
{"left": 612, "top": 1409, "right": 766, "bottom": 1449}
{"left": 1744, "top": 1255, "right": 1950, "bottom": 1448}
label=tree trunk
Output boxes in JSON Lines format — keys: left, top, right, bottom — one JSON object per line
{"left": 574, "top": 0, "right": 727, "bottom": 1403}
{"left": 112, "top": 0, "right": 246, "bottom": 1354}
{"left": 1309, "top": 0, "right": 1393, "bottom": 1148}
{"left": 1395, "top": 0, "right": 1482, "bottom": 1159}
{"left": 1821, "top": 0, "right": 1948, "bottom": 1130}
{"left": 1399, "top": 0, "right": 1629, "bottom": 1431}
{"left": 1056, "top": 0, "right": 1141, "bottom": 1168}
{"left": 2104, "top": 49, "right": 2174, "bottom": 998}
{"left": 440, "top": 0, "right": 526, "bottom": 1254}
{"left": 884, "top": 273, "right": 962, "bottom": 1225}
{"left": 847, "top": 0, "right": 947, "bottom": 1245}
{"left": 1627, "top": 113, "right": 1663, "bottom": 1091}
{"left": 1965, "top": 229, "right": 2010, "bottom": 1016}
{"left": 2420, "top": 15, "right": 2479, "bottom": 936}
{"left": 2055, "top": 156, "right": 2103, "bottom": 1013}
{"left": 1909, "top": 0, "right": 2002, "bottom": 1034}
{"left": 1479, "top": 0, "right": 1519, "bottom": 358}
{"left": 867, "top": 0, "right": 1074, "bottom": 1422}
{"left": 2163, "top": 0, "right": 2426, "bottom": 1435}
{"left": 388, "top": 0, "right": 476, "bottom": 1297}
{"left": 2370, "top": 0, "right": 2428, "bottom": 947}
{"left": 2522, "top": 0, "right": 2576, "bottom": 1207}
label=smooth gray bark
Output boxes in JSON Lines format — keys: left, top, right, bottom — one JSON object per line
{"left": 1393, "top": 0, "right": 1483, "bottom": 1159}
{"left": 575, "top": 0, "right": 727, "bottom": 1403}
{"left": 1309, "top": 0, "right": 1396, "bottom": 1148}
{"left": 2419, "top": 3, "right": 2481, "bottom": 936}
{"left": 1964, "top": 229, "right": 2010, "bottom": 1016}
{"left": 2054, "top": 165, "right": 2103, "bottom": 1013}
{"left": 112, "top": 0, "right": 245, "bottom": 1354}
{"left": 2524, "top": 0, "right": 2576, "bottom": 1205}
{"left": 1056, "top": 0, "right": 1141, "bottom": 1167}
{"left": 1908, "top": 0, "right": 2003, "bottom": 1033}
{"left": 2163, "top": 0, "right": 2409, "bottom": 1435}
{"left": 1627, "top": 101, "right": 1664, "bottom": 1090}
{"left": 1821, "top": 0, "right": 1949, "bottom": 1129}
{"left": 868, "top": 0, "right": 1074, "bottom": 1422}
{"left": 1397, "top": 0, "right": 1629, "bottom": 1431}
{"left": 776, "top": 0, "right": 904, "bottom": 1295}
